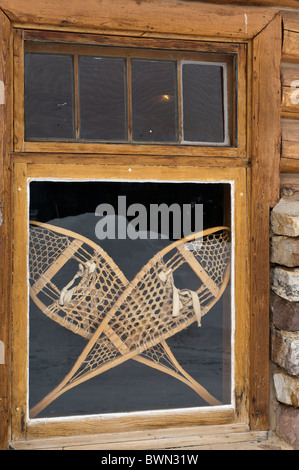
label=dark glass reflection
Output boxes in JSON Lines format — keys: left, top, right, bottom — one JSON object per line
{"left": 182, "top": 63, "right": 225, "bottom": 143}
{"left": 131, "top": 59, "right": 178, "bottom": 143}
{"left": 25, "top": 53, "right": 75, "bottom": 140}
{"left": 29, "top": 181, "right": 231, "bottom": 418}
{"left": 79, "top": 56, "right": 127, "bottom": 141}
{"left": 24, "top": 52, "right": 229, "bottom": 146}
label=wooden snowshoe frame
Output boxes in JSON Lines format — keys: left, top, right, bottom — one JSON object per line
{"left": 28, "top": 221, "right": 231, "bottom": 418}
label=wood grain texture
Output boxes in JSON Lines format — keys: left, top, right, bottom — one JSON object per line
{"left": 249, "top": 13, "right": 281, "bottom": 430}
{"left": 13, "top": 30, "right": 24, "bottom": 152}
{"left": 23, "top": 29, "right": 241, "bottom": 53}
{"left": 282, "top": 11, "right": 299, "bottom": 62}
{"left": 12, "top": 423, "right": 250, "bottom": 449}
{"left": 251, "top": 14, "right": 281, "bottom": 208}
{"left": 280, "top": 157, "right": 299, "bottom": 173}
{"left": 11, "top": 430, "right": 292, "bottom": 450}
{"left": 11, "top": 152, "right": 250, "bottom": 168}
{"left": 25, "top": 162, "right": 242, "bottom": 182}
{"left": 11, "top": 163, "right": 28, "bottom": 442}
{"left": 0, "top": 0, "right": 278, "bottom": 39}
{"left": 187, "top": 0, "right": 299, "bottom": 8}
{"left": 281, "top": 119, "right": 299, "bottom": 160}
{"left": 13, "top": 425, "right": 273, "bottom": 450}
{"left": 281, "top": 63, "right": 299, "bottom": 117}
{"left": 0, "top": 10, "right": 12, "bottom": 451}
{"left": 23, "top": 141, "right": 241, "bottom": 158}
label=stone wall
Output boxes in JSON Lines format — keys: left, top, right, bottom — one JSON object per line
{"left": 270, "top": 194, "right": 299, "bottom": 450}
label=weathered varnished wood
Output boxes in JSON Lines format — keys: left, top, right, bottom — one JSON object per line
{"left": 23, "top": 142, "right": 241, "bottom": 158}
{"left": 11, "top": 163, "right": 28, "bottom": 442}
{"left": 281, "top": 63, "right": 299, "bottom": 117}
{"left": 22, "top": 29, "right": 241, "bottom": 53}
{"left": 0, "top": 10, "right": 12, "bottom": 451}
{"left": 10, "top": 427, "right": 292, "bottom": 450}
{"left": 280, "top": 157, "right": 299, "bottom": 173}
{"left": 0, "top": 0, "right": 278, "bottom": 39}
{"left": 249, "top": 13, "right": 281, "bottom": 430}
{"left": 188, "top": 0, "right": 299, "bottom": 8}
{"left": 11, "top": 152, "right": 250, "bottom": 168}
{"left": 282, "top": 11, "right": 299, "bottom": 62}
{"left": 280, "top": 10, "right": 299, "bottom": 173}
{"left": 12, "top": 423, "right": 251, "bottom": 449}
{"left": 13, "top": 30, "right": 24, "bottom": 152}
{"left": 281, "top": 119, "right": 299, "bottom": 161}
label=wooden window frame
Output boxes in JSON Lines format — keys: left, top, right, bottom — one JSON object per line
{"left": 16, "top": 33, "right": 244, "bottom": 157}
{"left": 13, "top": 164, "right": 246, "bottom": 440}
{"left": 0, "top": 0, "right": 281, "bottom": 448}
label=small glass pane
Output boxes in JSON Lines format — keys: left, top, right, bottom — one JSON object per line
{"left": 131, "top": 59, "right": 178, "bottom": 143}
{"left": 182, "top": 63, "right": 225, "bottom": 143}
{"left": 25, "top": 53, "right": 75, "bottom": 140}
{"left": 79, "top": 56, "right": 127, "bottom": 141}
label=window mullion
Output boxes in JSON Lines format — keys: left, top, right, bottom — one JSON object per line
{"left": 74, "top": 53, "right": 80, "bottom": 141}
{"left": 127, "top": 57, "right": 132, "bottom": 143}
{"left": 177, "top": 60, "right": 183, "bottom": 144}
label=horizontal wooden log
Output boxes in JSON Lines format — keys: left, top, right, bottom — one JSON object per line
{"left": 282, "top": 119, "right": 299, "bottom": 159}
{"left": 280, "top": 158, "right": 299, "bottom": 173}
{"left": 187, "top": 0, "right": 299, "bottom": 8}
{"left": 282, "top": 11, "right": 299, "bottom": 62}
{"left": 280, "top": 119, "right": 299, "bottom": 173}
{"left": 282, "top": 63, "right": 299, "bottom": 116}
{"left": 0, "top": 0, "right": 278, "bottom": 39}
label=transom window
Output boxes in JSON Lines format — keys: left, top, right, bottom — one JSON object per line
{"left": 24, "top": 43, "right": 235, "bottom": 146}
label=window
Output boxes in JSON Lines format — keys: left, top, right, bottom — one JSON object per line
{"left": 28, "top": 179, "right": 232, "bottom": 419}
{"left": 17, "top": 39, "right": 244, "bottom": 424}
{"left": 25, "top": 53, "right": 75, "bottom": 139}
{"left": 10, "top": 13, "right": 280, "bottom": 441}
{"left": 23, "top": 43, "right": 235, "bottom": 147}
{"left": 12, "top": 31, "right": 248, "bottom": 436}
{"left": 181, "top": 62, "right": 227, "bottom": 144}
{"left": 79, "top": 56, "right": 127, "bottom": 141}
{"left": 13, "top": 162, "right": 247, "bottom": 434}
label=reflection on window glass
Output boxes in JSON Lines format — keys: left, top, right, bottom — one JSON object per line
{"left": 131, "top": 59, "right": 178, "bottom": 142}
{"left": 24, "top": 50, "right": 232, "bottom": 145}
{"left": 79, "top": 56, "right": 127, "bottom": 141}
{"left": 182, "top": 63, "right": 225, "bottom": 143}
{"left": 25, "top": 53, "right": 75, "bottom": 139}
{"left": 28, "top": 181, "right": 232, "bottom": 419}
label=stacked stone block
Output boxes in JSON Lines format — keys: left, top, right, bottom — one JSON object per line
{"left": 270, "top": 197, "right": 299, "bottom": 450}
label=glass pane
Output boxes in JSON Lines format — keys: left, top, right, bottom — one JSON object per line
{"left": 25, "top": 53, "right": 75, "bottom": 139}
{"left": 182, "top": 63, "right": 225, "bottom": 143}
{"left": 28, "top": 181, "right": 232, "bottom": 419}
{"left": 79, "top": 56, "right": 127, "bottom": 141}
{"left": 131, "top": 59, "right": 178, "bottom": 142}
